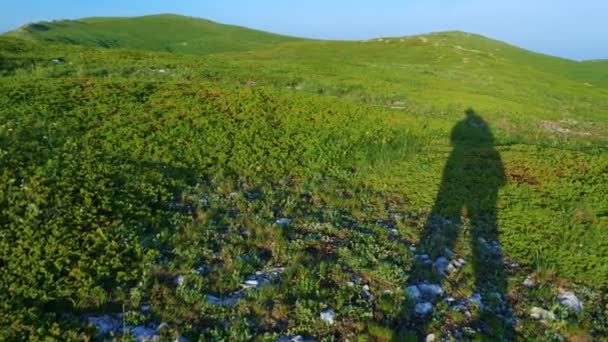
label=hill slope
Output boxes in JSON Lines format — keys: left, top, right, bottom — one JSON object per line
{"left": 1, "top": 20, "right": 608, "bottom": 341}
{"left": 6, "top": 14, "right": 307, "bottom": 54}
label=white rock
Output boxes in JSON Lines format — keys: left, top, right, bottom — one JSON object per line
{"left": 435, "top": 257, "right": 449, "bottom": 275}
{"left": 523, "top": 276, "right": 536, "bottom": 288}
{"left": 277, "top": 336, "right": 315, "bottom": 342}
{"left": 447, "top": 263, "right": 458, "bottom": 274}
{"left": 175, "top": 275, "right": 185, "bottom": 286}
{"left": 406, "top": 285, "right": 422, "bottom": 301}
{"left": 530, "top": 307, "right": 556, "bottom": 321}
{"left": 275, "top": 218, "right": 292, "bottom": 226}
{"left": 558, "top": 292, "right": 583, "bottom": 313}
{"left": 418, "top": 284, "right": 444, "bottom": 298}
{"left": 414, "top": 254, "right": 430, "bottom": 260}
{"left": 426, "top": 333, "right": 436, "bottom": 342}
{"left": 451, "top": 304, "right": 469, "bottom": 313}
{"left": 468, "top": 293, "right": 483, "bottom": 307}
{"left": 362, "top": 285, "right": 373, "bottom": 299}
{"left": 87, "top": 315, "right": 120, "bottom": 335}
{"left": 129, "top": 326, "right": 160, "bottom": 341}
{"left": 242, "top": 280, "right": 259, "bottom": 289}
{"left": 196, "top": 266, "right": 210, "bottom": 274}
{"left": 320, "top": 308, "right": 336, "bottom": 325}
{"left": 352, "top": 275, "right": 364, "bottom": 283}
{"left": 415, "top": 302, "right": 433, "bottom": 315}
{"left": 206, "top": 295, "right": 239, "bottom": 307}
{"left": 457, "top": 258, "right": 466, "bottom": 265}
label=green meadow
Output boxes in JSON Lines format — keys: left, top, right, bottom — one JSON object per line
{"left": 1, "top": 14, "right": 607, "bottom": 341}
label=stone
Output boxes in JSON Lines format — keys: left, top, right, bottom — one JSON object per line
{"left": 351, "top": 275, "right": 364, "bottom": 283}
{"left": 320, "top": 308, "right": 336, "bottom": 325}
{"left": 418, "top": 284, "right": 444, "bottom": 298}
{"left": 452, "top": 330, "right": 464, "bottom": 339}
{"left": 362, "top": 285, "right": 373, "bottom": 299}
{"left": 406, "top": 285, "right": 422, "bottom": 302}
{"left": 87, "top": 315, "right": 120, "bottom": 335}
{"left": 175, "top": 275, "right": 185, "bottom": 286}
{"left": 277, "top": 336, "right": 315, "bottom": 342}
{"left": 130, "top": 326, "right": 160, "bottom": 341}
{"left": 468, "top": 293, "right": 483, "bottom": 307}
{"left": 275, "top": 218, "right": 292, "bottom": 226}
{"left": 451, "top": 304, "right": 469, "bottom": 313}
{"left": 558, "top": 291, "right": 583, "bottom": 313}
{"left": 206, "top": 295, "right": 239, "bottom": 307}
{"left": 447, "top": 263, "right": 458, "bottom": 274}
{"left": 523, "top": 276, "right": 536, "bottom": 288}
{"left": 444, "top": 248, "right": 455, "bottom": 258}
{"left": 530, "top": 307, "right": 556, "bottom": 321}
{"left": 414, "top": 254, "right": 430, "bottom": 261}
{"left": 415, "top": 302, "right": 433, "bottom": 315}
{"left": 242, "top": 280, "right": 259, "bottom": 289}
{"left": 426, "top": 333, "right": 436, "bottom": 342}
{"left": 435, "top": 257, "right": 449, "bottom": 275}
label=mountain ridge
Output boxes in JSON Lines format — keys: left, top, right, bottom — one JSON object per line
{"left": 4, "top": 14, "right": 606, "bottom": 63}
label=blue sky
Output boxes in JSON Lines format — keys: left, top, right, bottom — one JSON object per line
{"left": 2, "top": 0, "right": 607, "bottom": 60}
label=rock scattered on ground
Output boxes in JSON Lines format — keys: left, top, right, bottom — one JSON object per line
{"left": 425, "top": 333, "right": 436, "bottom": 342}
{"left": 434, "top": 257, "right": 449, "bottom": 275}
{"left": 406, "top": 285, "right": 422, "bottom": 302}
{"left": 87, "top": 315, "right": 180, "bottom": 342}
{"left": 467, "top": 293, "right": 484, "bottom": 308}
{"left": 522, "top": 275, "right": 536, "bottom": 288}
{"left": 206, "top": 294, "right": 240, "bottom": 307}
{"left": 530, "top": 307, "right": 556, "bottom": 321}
{"left": 277, "top": 336, "right": 316, "bottom": 342}
{"left": 415, "top": 302, "right": 434, "bottom": 315}
{"left": 275, "top": 218, "right": 292, "bottom": 226}
{"left": 478, "top": 237, "right": 502, "bottom": 254}
{"left": 362, "top": 284, "right": 374, "bottom": 300}
{"left": 417, "top": 283, "right": 444, "bottom": 298}
{"left": 130, "top": 326, "right": 159, "bottom": 341}
{"left": 205, "top": 267, "right": 285, "bottom": 307}
{"left": 320, "top": 308, "right": 336, "bottom": 325}
{"left": 87, "top": 315, "right": 121, "bottom": 335}
{"left": 558, "top": 291, "right": 583, "bottom": 313}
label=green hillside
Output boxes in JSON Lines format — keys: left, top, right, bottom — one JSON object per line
{"left": 1, "top": 17, "right": 608, "bottom": 341}
{"left": 5, "top": 14, "right": 306, "bottom": 54}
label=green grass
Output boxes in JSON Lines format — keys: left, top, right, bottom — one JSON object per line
{"left": 0, "top": 17, "right": 607, "bottom": 341}
{"left": 5, "top": 14, "right": 306, "bottom": 55}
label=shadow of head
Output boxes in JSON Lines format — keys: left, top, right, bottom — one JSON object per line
{"left": 452, "top": 108, "right": 494, "bottom": 145}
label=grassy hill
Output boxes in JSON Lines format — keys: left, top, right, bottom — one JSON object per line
{"left": 1, "top": 17, "right": 608, "bottom": 341}
{"left": 5, "top": 14, "right": 306, "bottom": 54}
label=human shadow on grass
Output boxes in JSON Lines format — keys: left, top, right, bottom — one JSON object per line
{"left": 403, "top": 109, "right": 515, "bottom": 340}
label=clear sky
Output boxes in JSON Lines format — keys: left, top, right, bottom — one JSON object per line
{"left": 2, "top": 0, "right": 607, "bottom": 60}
